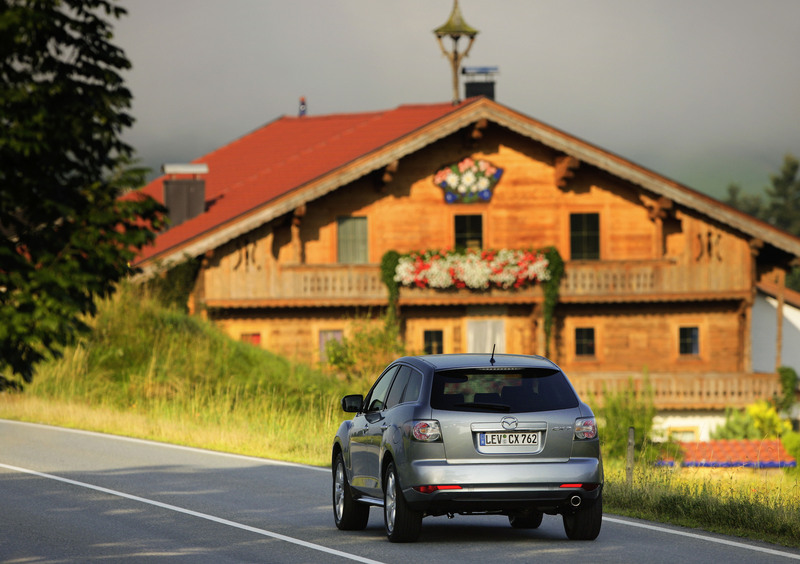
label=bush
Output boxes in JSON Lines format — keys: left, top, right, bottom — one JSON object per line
{"left": 325, "top": 314, "right": 405, "bottom": 384}
{"left": 777, "top": 366, "right": 798, "bottom": 413}
{"left": 712, "top": 401, "right": 791, "bottom": 439}
{"left": 782, "top": 430, "right": 800, "bottom": 464}
{"left": 594, "top": 375, "right": 657, "bottom": 460}
{"left": 711, "top": 407, "right": 761, "bottom": 439}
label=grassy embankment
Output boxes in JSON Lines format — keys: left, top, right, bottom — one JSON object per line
{"left": 0, "top": 284, "right": 798, "bottom": 547}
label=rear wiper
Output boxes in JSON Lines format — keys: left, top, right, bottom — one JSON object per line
{"left": 454, "top": 402, "right": 511, "bottom": 413}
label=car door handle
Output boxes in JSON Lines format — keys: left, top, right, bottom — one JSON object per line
{"left": 380, "top": 425, "right": 389, "bottom": 431}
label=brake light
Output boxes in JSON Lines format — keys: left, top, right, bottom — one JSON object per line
{"left": 413, "top": 485, "right": 462, "bottom": 494}
{"left": 560, "top": 483, "right": 582, "bottom": 488}
{"left": 412, "top": 420, "right": 441, "bottom": 442}
{"left": 574, "top": 417, "right": 597, "bottom": 440}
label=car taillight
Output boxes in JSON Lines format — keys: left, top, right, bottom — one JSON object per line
{"left": 413, "top": 485, "right": 462, "bottom": 494}
{"left": 574, "top": 417, "right": 597, "bottom": 440}
{"left": 559, "top": 483, "right": 600, "bottom": 491}
{"left": 412, "top": 420, "right": 441, "bottom": 442}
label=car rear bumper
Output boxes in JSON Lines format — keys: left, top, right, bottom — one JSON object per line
{"left": 401, "top": 457, "right": 603, "bottom": 515}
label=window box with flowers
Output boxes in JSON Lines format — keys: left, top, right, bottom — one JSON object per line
{"left": 434, "top": 157, "right": 503, "bottom": 204}
{"left": 380, "top": 247, "right": 564, "bottom": 355}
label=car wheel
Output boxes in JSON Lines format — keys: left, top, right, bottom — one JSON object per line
{"left": 383, "top": 462, "right": 422, "bottom": 542}
{"left": 562, "top": 493, "right": 602, "bottom": 540}
{"left": 509, "top": 510, "right": 544, "bottom": 529}
{"left": 332, "top": 452, "right": 369, "bottom": 530}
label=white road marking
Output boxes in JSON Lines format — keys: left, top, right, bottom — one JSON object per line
{"left": 0, "top": 462, "right": 383, "bottom": 564}
{"left": 604, "top": 516, "right": 800, "bottom": 560}
{"left": 4, "top": 421, "right": 799, "bottom": 559}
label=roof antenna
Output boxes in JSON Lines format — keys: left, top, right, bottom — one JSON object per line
{"left": 490, "top": 344, "right": 496, "bottom": 365}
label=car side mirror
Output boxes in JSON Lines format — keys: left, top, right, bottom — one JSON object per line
{"left": 341, "top": 394, "right": 364, "bottom": 413}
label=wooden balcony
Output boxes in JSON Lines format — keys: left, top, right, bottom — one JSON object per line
{"left": 278, "top": 264, "right": 385, "bottom": 300}
{"left": 568, "top": 372, "right": 781, "bottom": 410}
{"left": 560, "top": 259, "right": 750, "bottom": 302}
{"left": 204, "top": 259, "right": 750, "bottom": 305}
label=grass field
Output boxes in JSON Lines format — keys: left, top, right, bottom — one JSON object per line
{"left": 1, "top": 284, "right": 798, "bottom": 547}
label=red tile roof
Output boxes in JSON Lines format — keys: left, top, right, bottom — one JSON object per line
{"left": 676, "top": 440, "right": 796, "bottom": 468}
{"left": 130, "top": 97, "right": 800, "bottom": 274}
{"left": 134, "top": 100, "right": 475, "bottom": 264}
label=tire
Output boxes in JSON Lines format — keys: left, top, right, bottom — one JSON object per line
{"left": 509, "top": 510, "right": 544, "bottom": 529}
{"left": 332, "top": 452, "right": 369, "bottom": 530}
{"left": 383, "top": 462, "right": 422, "bottom": 542}
{"left": 562, "top": 493, "right": 602, "bottom": 540}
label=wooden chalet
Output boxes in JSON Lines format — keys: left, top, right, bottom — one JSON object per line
{"left": 134, "top": 97, "right": 800, "bottom": 440}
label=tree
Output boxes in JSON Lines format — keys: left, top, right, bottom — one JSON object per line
{"left": 0, "top": 0, "right": 165, "bottom": 389}
{"left": 763, "top": 154, "right": 800, "bottom": 236}
{"left": 724, "top": 154, "right": 800, "bottom": 291}
{"left": 724, "top": 154, "right": 800, "bottom": 234}
{"left": 723, "top": 183, "right": 764, "bottom": 219}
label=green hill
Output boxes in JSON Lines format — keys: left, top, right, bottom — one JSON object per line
{"left": 2, "top": 283, "right": 354, "bottom": 465}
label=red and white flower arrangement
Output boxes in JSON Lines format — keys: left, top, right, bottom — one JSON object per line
{"left": 394, "top": 249, "right": 551, "bottom": 290}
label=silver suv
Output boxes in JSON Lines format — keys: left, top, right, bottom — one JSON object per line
{"left": 331, "top": 354, "right": 603, "bottom": 542}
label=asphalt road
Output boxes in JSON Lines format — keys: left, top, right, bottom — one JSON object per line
{"left": 1, "top": 419, "right": 798, "bottom": 563}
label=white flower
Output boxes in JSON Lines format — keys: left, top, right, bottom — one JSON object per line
{"left": 446, "top": 172, "right": 460, "bottom": 189}
{"left": 393, "top": 256, "right": 417, "bottom": 285}
{"left": 427, "top": 258, "right": 453, "bottom": 288}
{"left": 461, "top": 170, "right": 476, "bottom": 187}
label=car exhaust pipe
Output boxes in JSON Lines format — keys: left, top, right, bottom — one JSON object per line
{"left": 570, "top": 495, "right": 582, "bottom": 507}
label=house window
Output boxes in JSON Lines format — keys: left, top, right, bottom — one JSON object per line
{"left": 575, "top": 328, "right": 595, "bottom": 357}
{"left": 424, "top": 330, "right": 444, "bottom": 355}
{"left": 241, "top": 333, "right": 261, "bottom": 346}
{"left": 570, "top": 213, "right": 600, "bottom": 260}
{"left": 337, "top": 216, "right": 367, "bottom": 263}
{"left": 319, "top": 329, "right": 344, "bottom": 362}
{"left": 455, "top": 215, "right": 483, "bottom": 250}
{"left": 679, "top": 327, "right": 699, "bottom": 355}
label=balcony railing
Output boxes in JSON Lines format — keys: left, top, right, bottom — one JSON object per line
{"left": 277, "top": 264, "right": 386, "bottom": 300}
{"left": 561, "top": 259, "right": 751, "bottom": 299}
{"left": 568, "top": 372, "right": 781, "bottom": 410}
{"left": 207, "top": 259, "right": 750, "bottom": 303}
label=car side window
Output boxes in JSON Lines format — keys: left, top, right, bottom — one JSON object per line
{"left": 364, "top": 365, "right": 398, "bottom": 412}
{"left": 385, "top": 366, "right": 412, "bottom": 409}
{"left": 401, "top": 369, "right": 422, "bottom": 403}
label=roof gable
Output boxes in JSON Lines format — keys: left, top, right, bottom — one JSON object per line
{"left": 134, "top": 97, "right": 800, "bottom": 274}
{"left": 135, "top": 100, "right": 474, "bottom": 267}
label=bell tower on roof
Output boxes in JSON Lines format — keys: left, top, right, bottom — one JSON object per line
{"left": 434, "top": 0, "right": 479, "bottom": 105}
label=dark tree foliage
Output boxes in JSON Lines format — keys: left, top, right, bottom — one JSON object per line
{"left": 724, "top": 183, "right": 764, "bottom": 219}
{"left": 763, "top": 155, "right": 800, "bottom": 236}
{"left": 0, "top": 0, "right": 165, "bottom": 389}
{"left": 724, "top": 154, "right": 800, "bottom": 292}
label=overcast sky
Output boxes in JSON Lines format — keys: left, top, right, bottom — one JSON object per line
{"left": 113, "top": 0, "right": 800, "bottom": 200}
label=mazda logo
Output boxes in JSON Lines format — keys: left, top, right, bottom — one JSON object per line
{"left": 501, "top": 416, "right": 518, "bottom": 430}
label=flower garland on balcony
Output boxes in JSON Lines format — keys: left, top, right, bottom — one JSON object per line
{"left": 394, "top": 248, "right": 550, "bottom": 290}
{"left": 380, "top": 247, "right": 564, "bottom": 356}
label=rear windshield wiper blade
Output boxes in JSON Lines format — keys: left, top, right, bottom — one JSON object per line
{"left": 453, "top": 402, "right": 511, "bottom": 413}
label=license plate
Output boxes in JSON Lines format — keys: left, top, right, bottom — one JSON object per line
{"left": 479, "top": 432, "right": 539, "bottom": 446}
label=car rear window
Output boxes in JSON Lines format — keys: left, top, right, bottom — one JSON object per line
{"left": 430, "top": 368, "right": 579, "bottom": 413}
